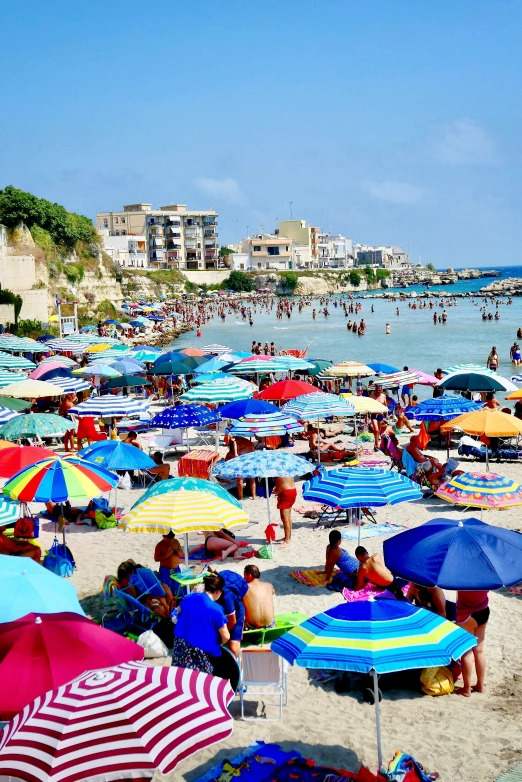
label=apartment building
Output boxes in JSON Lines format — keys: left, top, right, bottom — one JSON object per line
{"left": 354, "top": 244, "right": 410, "bottom": 269}
{"left": 231, "top": 234, "right": 293, "bottom": 271}
{"left": 96, "top": 203, "right": 219, "bottom": 270}
{"left": 277, "top": 220, "right": 321, "bottom": 267}
{"left": 99, "top": 230, "right": 147, "bottom": 268}
{"left": 317, "top": 232, "right": 354, "bottom": 268}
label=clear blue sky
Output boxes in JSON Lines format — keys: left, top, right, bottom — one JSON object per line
{"left": 1, "top": 0, "right": 521, "bottom": 267}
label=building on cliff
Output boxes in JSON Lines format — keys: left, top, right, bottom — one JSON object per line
{"left": 0, "top": 224, "right": 48, "bottom": 323}
{"left": 97, "top": 202, "right": 219, "bottom": 271}
{"left": 354, "top": 244, "right": 411, "bottom": 270}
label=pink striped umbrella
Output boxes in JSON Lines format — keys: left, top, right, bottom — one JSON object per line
{"left": 0, "top": 661, "right": 235, "bottom": 781}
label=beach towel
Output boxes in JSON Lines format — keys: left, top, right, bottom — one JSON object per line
{"left": 341, "top": 523, "right": 405, "bottom": 541}
{"left": 342, "top": 583, "right": 409, "bottom": 602}
{"left": 400, "top": 449, "right": 418, "bottom": 479}
{"left": 188, "top": 544, "right": 217, "bottom": 562}
{"left": 384, "top": 751, "right": 439, "bottom": 781}
{"left": 290, "top": 569, "right": 339, "bottom": 587}
{"left": 192, "top": 742, "right": 300, "bottom": 782}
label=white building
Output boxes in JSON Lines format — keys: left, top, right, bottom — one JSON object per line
{"left": 318, "top": 233, "right": 353, "bottom": 267}
{"left": 230, "top": 234, "right": 317, "bottom": 271}
{"left": 354, "top": 244, "right": 410, "bottom": 269}
{"left": 99, "top": 230, "right": 147, "bottom": 269}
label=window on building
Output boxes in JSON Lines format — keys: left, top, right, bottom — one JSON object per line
{"left": 286, "top": 246, "right": 289, "bottom": 251}
{"left": 267, "top": 246, "right": 280, "bottom": 256}
{"left": 121, "top": 217, "right": 126, "bottom": 224}
{"left": 103, "top": 220, "right": 108, "bottom": 228}
{"left": 253, "top": 245, "right": 261, "bottom": 252}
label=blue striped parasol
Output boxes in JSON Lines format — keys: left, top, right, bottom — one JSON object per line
{"left": 272, "top": 598, "right": 477, "bottom": 768}
{"left": 228, "top": 412, "right": 304, "bottom": 438}
{"left": 303, "top": 467, "right": 421, "bottom": 509}
{"left": 0, "top": 498, "right": 20, "bottom": 526}
{"left": 405, "top": 395, "right": 483, "bottom": 421}
{"left": 46, "top": 377, "right": 92, "bottom": 394}
{"left": 0, "top": 407, "right": 19, "bottom": 425}
{"left": 283, "top": 392, "right": 355, "bottom": 419}
{"left": 68, "top": 397, "right": 150, "bottom": 418}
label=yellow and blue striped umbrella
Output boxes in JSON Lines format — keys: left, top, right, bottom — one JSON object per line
{"left": 120, "top": 490, "right": 248, "bottom": 535}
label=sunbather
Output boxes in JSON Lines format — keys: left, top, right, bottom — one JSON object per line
{"left": 406, "top": 434, "right": 446, "bottom": 488}
{"left": 354, "top": 546, "right": 407, "bottom": 599}
{"left": 324, "top": 530, "right": 359, "bottom": 592}
{"left": 148, "top": 451, "right": 170, "bottom": 481}
{"left": 203, "top": 529, "right": 253, "bottom": 560}
{"left": 116, "top": 560, "right": 174, "bottom": 620}
{"left": 243, "top": 564, "right": 275, "bottom": 630}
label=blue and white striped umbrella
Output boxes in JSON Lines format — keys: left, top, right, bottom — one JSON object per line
{"left": 213, "top": 451, "right": 311, "bottom": 479}
{"left": 46, "top": 377, "right": 92, "bottom": 394}
{"left": 405, "top": 395, "right": 483, "bottom": 421}
{"left": 0, "top": 354, "right": 35, "bottom": 370}
{"left": 150, "top": 404, "right": 221, "bottom": 429}
{"left": 0, "top": 407, "right": 19, "bottom": 425}
{"left": 201, "top": 344, "right": 231, "bottom": 355}
{"left": 69, "top": 397, "right": 150, "bottom": 418}
{"left": 229, "top": 412, "right": 304, "bottom": 437}
{"left": 0, "top": 497, "right": 20, "bottom": 525}
{"left": 303, "top": 467, "right": 422, "bottom": 508}
{"left": 39, "top": 356, "right": 78, "bottom": 367}
{"left": 46, "top": 339, "right": 86, "bottom": 354}
{"left": 283, "top": 392, "right": 355, "bottom": 420}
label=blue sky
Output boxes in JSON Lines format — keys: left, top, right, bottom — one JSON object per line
{"left": 1, "top": 0, "right": 521, "bottom": 267}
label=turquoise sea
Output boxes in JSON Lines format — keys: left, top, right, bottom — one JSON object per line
{"left": 171, "top": 265, "right": 522, "bottom": 397}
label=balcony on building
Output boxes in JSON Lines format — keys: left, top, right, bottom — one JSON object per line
{"left": 202, "top": 217, "right": 216, "bottom": 226}
{"left": 203, "top": 228, "right": 216, "bottom": 238}
{"left": 184, "top": 228, "right": 200, "bottom": 239}
{"left": 184, "top": 218, "right": 200, "bottom": 227}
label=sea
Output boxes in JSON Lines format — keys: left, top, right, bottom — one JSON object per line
{"left": 171, "top": 265, "right": 522, "bottom": 398}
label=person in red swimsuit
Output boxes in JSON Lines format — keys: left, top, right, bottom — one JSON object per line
{"left": 274, "top": 476, "right": 296, "bottom": 546}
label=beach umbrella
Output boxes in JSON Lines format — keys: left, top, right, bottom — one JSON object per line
{"left": 69, "top": 396, "right": 150, "bottom": 418}
{"left": 74, "top": 363, "right": 122, "bottom": 378}
{"left": 101, "top": 374, "right": 151, "bottom": 389}
{"left": 271, "top": 356, "right": 315, "bottom": 371}
{"left": 374, "top": 370, "right": 421, "bottom": 390}
{"left": 78, "top": 440, "right": 155, "bottom": 471}
{"left": 367, "top": 362, "right": 400, "bottom": 375}
{"left": 149, "top": 359, "right": 194, "bottom": 376}
{"left": 440, "top": 409, "right": 522, "bottom": 469}
{"left": 0, "top": 497, "right": 20, "bottom": 526}
{"left": 325, "top": 361, "right": 374, "bottom": 378}
{"left": 180, "top": 347, "right": 208, "bottom": 356}
{"left": 231, "top": 358, "right": 289, "bottom": 374}
{"left": 29, "top": 361, "right": 71, "bottom": 380}
{"left": 228, "top": 411, "right": 305, "bottom": 437}
{"left": 410, "top": 369, "right": 439, "bottom": 386}
{"left": 193, "top": 372, "right": 229, "bottom": 383}
{"left": 0, "top": 379, "right": 67, "bottom": 399}
{"left": 131, "top": 348, "right": 162, "bottom": 363}
{"left": 0, "top": 353, "right": 36, "bottom": 370}
{"left": 436, "top": 471, "right": 522, "bottom": 510}
{"left": 0, "top": 413, "right": 73, "bottom": 441}
{"left": 0, "top": 371, "right": 26, "bottom": 389}
{"left": 130, "top": 476, "right": 242, "bottom": 510}
{"left": 86, "top": 343, "right": 112, "bottom": 353}
{"left": 384, "top": 517, "right": 522, "bottom": 590}
{"left": 339, "top": 394, "right": 388, "bottom": 414}
{"left": 437, "top": 371, "right": 516, "bottom": 393}
{"left": 213, "top": 451, "right": 311, "bottom": 527}
{"left": 39, "top": 355, "right": 77, "bottom": 367}
{"left": 202, "top": 343, "right": 231, "bottom": 355}
{"left": 272, "top": 599, "right": 476, "bottom": 768}
{"left": 194, "top": 357, "right": 233, "bottom": 374}
{"left": 129, "top": 319, "right": 145, "bottom": 327}
{"left": 0, "top": 397, "right": 30, "bottom": 411}
{"left": 218, "top": 398, "right": 279, "bottom": 419}
{"left": 106, "top": 358, "right": 146, "bottom": 374}
{"left": 0, "top": 445, "right": 56, "bottom": 478}
{"left": 300, "top": 358, "right": 334, "bottom": 376}
{"left": 46, "top": 339, "right": 85, "bottom": 354}
{"left": 0, "top": 661, "right": 234, "bottom": 781}
{"left": 91, "top": 348, "right": 133, "bottom": 361}
{"left": 46, "top": 376, "right": 92, "bottom": 394}
{"left": 181, "top": 354, "right": 214, "bottom": 370}
{"left": 0, "top": 407, "right": 18, "bottom": 425}
{"left": 0, "top": 554, "right": 85, "bottom": 622}
{"left": 152, "top": 350, "right": 185, "bottom": 365}
{"left": 283, "top": 392, "right": 355, "bottom": 463}
{"left": 506, "top": 386, "right": 522, "bottom": 398}
{"left": 442, "top": 363, "right": 495, "bottom": 376}
{"left": 149, "top": 403, "right": 221, "bottom": 441}
{"left": 0, "top": 612, "right": 144, "bottom": 720}
{"left": 404, "top": 395, "right": 483, "bottom": 421}
{"left": 256, "top": 379, "right": 317, "bottom": 402}
{"left": 181, "top": 378, "right": 255, "bottom": 404}
{"left": 3, "top": 456, "right": 118, "bottom": 504}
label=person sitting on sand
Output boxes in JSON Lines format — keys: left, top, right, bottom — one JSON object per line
{"left": 243, "top": 564, "right": 275, "bottom": 630}
{"left": 116, "top": 560, "right": 174, "bottom": 620}
{"left": 305, "top": 423, "right": 346, "bottom": 454}
{"left": 354, "top": 546, "right": 407, "bottom": 599}
{"left": 456, "top": 590, "right": 489, "bottom": 696}
{"left": 203, "top": 529, "right": 253, "bottom": 560}
{"left": 406, "top": 434, "right": 446, "bottom": 488}
{"left": 154, "top": 530, "right": 184, "bottom": 591}
{"left": 148, "top": 451, "right": 171, "bottom": 481}
{"left": 324, "top": 530, "right": 359, "bottom": 591}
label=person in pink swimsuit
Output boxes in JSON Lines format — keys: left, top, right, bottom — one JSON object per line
{"left": 456, "top": 590, "right": 489, "bottom": 696}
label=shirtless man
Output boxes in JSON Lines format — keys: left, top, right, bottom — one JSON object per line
{"left": 58, "top": 393, "right": 76, "bottom": 452}
{"left": 148, "top": 451, "right": 171, "bottom": 481}
{"left": 273, "top": 475, "right": 296, "bottom": 546}
{"left": 407, "top": 584, "right": 447, "bottom": 618}
{"left": 406, "top": 434, "right": 446, "bottom": 488}
{"left": 354, "top": 546, "right": 406, "bottom": 599}
{"left": 225, "top": 436, "right": 256, "bottom": 500}
{"left": 243, "top": 564, "right": 275, "bottom": 629}
{"left": 370, "top": 384, "right": 387, "bottom": 450}
{"left": 154, "top": 530, "right": 184, "bottom": 592}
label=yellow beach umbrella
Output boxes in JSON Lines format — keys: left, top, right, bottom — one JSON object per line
{"left": 0, "top": 379, "right": 67, "bottom": 399}
{"left": 48, "top": 315, "right": 59, "bottom": 323}
{"left": 340, "top": 394, "right": 388, "bottom": 414}
{"left": 86, "top": 343, "right": 112, "bottom": 353}
{"left": 327, "top": 361, "right": 374, "bottom": 377}
{"left": 506, "top": 389, "right": 522, "bottom": 400}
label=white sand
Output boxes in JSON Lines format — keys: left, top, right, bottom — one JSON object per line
{"left": 37, "top": 427, "right": 522, "bottom": 782}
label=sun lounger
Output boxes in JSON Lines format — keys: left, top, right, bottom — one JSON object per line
{"left": 242, "top": 611, "right": 308, "bottom": 647}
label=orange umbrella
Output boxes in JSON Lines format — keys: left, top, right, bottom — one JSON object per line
{"left": 506, "top": 389, "right": 522, "bottom": 400}
{"left": 441, "top": 409, "right": 522, "bottom": 469}
{"left": 180, "top": 347, "right": 208, "bottom": 357}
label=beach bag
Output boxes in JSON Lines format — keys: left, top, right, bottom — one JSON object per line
{"left": 137, "top": 630, "right": 169, "bottom": 659}
{"left": 43, "top": 538, "right": 75, "bottom": 578}
{"left": 95, "top": 510, "right": 117, "bottom": 529}
{"left": 420, "top": 666, "right": 454, "bottom": 696}
{"left": 117, "top": 472, "right": 132, "bottom": 490}
{"left": 256, "top": 544, "right": 273, "bottom": 560}
{"left": 13, "top": 516, "right": 39, "bottom": 539}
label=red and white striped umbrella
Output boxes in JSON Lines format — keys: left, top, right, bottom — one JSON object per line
{"left": 0, "top": 661, "right": 234, "bottom": 781}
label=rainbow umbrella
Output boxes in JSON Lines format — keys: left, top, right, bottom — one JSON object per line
{"left": 3, "top": 457, "right": 117, "bottom": 504}
{"left": 436, "top": 471, "right": 522, "bottom": 510}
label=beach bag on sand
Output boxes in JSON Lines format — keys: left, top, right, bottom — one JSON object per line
{"left": 420, "top": 666, "right": 454, "bottom": 696}
{"left": 256, "top": 544, "right": 273, "bottom": 559}
{"left": 43, "top": 538, "right": 75, "bottom": 578}
{"left": 95, "top": 510, "right": 117, "bottom": 529}
{"left": 137, "top": 630, "right": 169, "bottom": 659}
{"left": 13, "top": 516, "right": 39, "bottom": 539}
{"left": 117, "top": 472, "right": 132, "bottom": 490}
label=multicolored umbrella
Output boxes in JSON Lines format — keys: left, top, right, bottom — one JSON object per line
{"left": 229, "top": 411, "right": 304, "bottom": 437}
{"left": 0, "top": 413, "right": 73, "bottom": 441}
{"left": 272, "top": 599, "right": 476, "bottom": 768}
{"left": 256, "top": 379, "right": 317, "bottom": 402}
{"left": 323, "top": 361, "right": 374, "bottom": 378}
{"left": 69, "top": 396, "right": 150, "bottom": 418}
{"left": 436, "top": 471, "right": 522, "bottom": 509}
{"left": 131, "top": 476, "right": 242, "bottom": 510}
{"left": 404, "top": 395, "right": 483, "bottom": 421}
{"left": 0, "top": 661, "right": 234, "bottom": 780}
{"left": 270, "top": 356, "right": 315, "bottom": 371}
{"left": 0, "top": 612, "right": 144, "bottom": 720}
{"left": 0, "top": 554, "right": 85, "bottom": 623}
{"left": 3, "top": 456, "right": 118, "bottom": 503}
{"left": 0, "top": 445, "right": 56, "bottom": 478}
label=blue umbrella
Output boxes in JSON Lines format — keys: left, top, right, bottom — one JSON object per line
{"left": 437, "top": 372, "right": 515, "bottom": 393}
{"left": 131, "top": 476, "right": 242, "bottom": 510}
{"left": 218, "top": 399, "right": 279, "bottom": 419}
{"left": 129, "top": 320, "right": 144, "bottom": 328}
{"left": 150, "top": 404, "right": 221, "bottom": 429}
{"left": 194, "top": 358, "right": 233, "bottom": 374}
{"left": 367, "top": 363, "right": 400, "bottom": 375}
{"left": 384, "top": 517, "right": 522, "bottom": 589}
{"left": 153, "top": 351, "right": 188, "bottom": 366}
{"left": 272, "top": 599, "right": 476, "bottom": 768}
{"left": 105, "top": 319, "right": 121, "bottom": 326}
{"left": 0, "top": 554, "right": 85, "bottom": 622}
{"left": 150, "top": 360, "right": 193, "bottom": 376}
{"left": 303, "top": 467, "right": 422, "bottom": 508}
{"left": 405, "top": 395, "right": 484, "bottom": 421}
{"left": 129, "top": 345, "right": 162, "bottom": 353}
{"left": 78, "top": 440, "right": 155, "bottom": 471}
{"left": 106, "top": 359, "right": 146, "bottom": 375}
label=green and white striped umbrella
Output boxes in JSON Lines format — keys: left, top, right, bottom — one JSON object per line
{"left": 181, "top": 377, "right": 256, "bottom": 403}
{"left": 39, "top": 356, "right": 78, "bottom": 368}
{"left": 0, "top": 353, "right": 35, "bottom": 370}
{"left": 0, "top": 372, "right": 26, "bottom": 389}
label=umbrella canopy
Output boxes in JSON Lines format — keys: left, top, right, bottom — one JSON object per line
{"left": 180, "top": 347, "right": 208, "bottom": 356}
{"left": 150, "top": 403, "right": 221, "bottom": 429}
{"left": 0, "top": 397, "right": 29, "bottom": 411}
{"left": 73, "top": 363, "right": 122, "bottom": 378}
{"left": 0, "top": 371, "right": 26, "bottom": 389}
{"left": 303, "top": 467, "right": 422, "bottom": 508}
{"left": 106, "top": 358, "right": 146, "bottom": 374}
{"left": 0, "top": 612, "right": 144, "bottom": 720}
{"left": 150, "top": 359, "right": 194, "bottom": 376}
{"left": 39, "top": 355, "right": 77, "bottom": 367}
{"left": 121, "top": 490, "right": 248, "bottom": 534}
{"left": 410, "top": 369, "right": 439, "bottom": 386}
{"left": 367, "top": 362, "right": 400, "bottom": 374}
{"left": 271, "top": 356, "right": 314, "bottom": 371}
{"left": 0, "top": 554, "right": 85, "bottom": 622}
{"left": 325, "top": 361, "right": 374, "bottom": 377}
{"left": 218, "top": 398, "right": 279, "bottom": 419}
{"left": 0, "top": 379, "right": 65, "bottom": 399}
{"left": 152, "top": 350, "right": 185, "bottom": 365}
{"left": 256, "top": 379, "right": 317, "bottom": 402}
{"left": 46, "top": 376, "right": 92, "bottom": 394}
{"left": 78, "top": 440, "right": 155, "bottom": 471}
{"left": 131, "top": 348, "right": 162, "bottom": 363}
{"left": 0, "top": 661, "right": 234, "bottom": 780}
{"left": 437, "top": 372, "right": 516, "bottom": 393}
{"left": 3, "top": 456, "right": 118, "bottom": 503}
{"left": 283, "top": 391, "right": 355, "bottom": 419}
{"left": 436, "top": 471, "right": 522, "bottom": 509}
{"left": 194, "top": 357, "right": 233, "bottom": 374}
{"left": 228, "top": 411, "right": 305, "bottom": 437}
{"left": 102, "top": 374, "right": 151, "bottom": 389}
{"left": 231, "top": 358, "right": 288, "bottom": 374}
{"left": 442, "top": 363, "right": 495, "bottom": 375}
{"left": 193, "top": 372, "right": 229, "bottom": 383}
{"left": 383, "top": 517, "right": 522, "bottom": 589}
{"left": 339, "top": 394, "right": 388, "bottom": 414}
{"left": 0, "top": 498, "right": 20, "bottom": 526}
{"left": 0, "top": 406, "right": 18, "bottom": 425}
{"left": 405, "top": 395, "right": 483, "bottom": 421}
{"left": 69, "top": 397, "right": 150, "bottom": 418}
{"left": 181, "top": 378, "right": 256, "bottom": 404}
{"left": 46, "top": 339, "right": 85, "bottom": 354}
{"left": 212, "top": 451, "right": 311, "bottom": 479}
{"left": 201, "top": 343, "right": 231, "bottom": 355}
{"left": 300, "top": 358, "right": 334, "bottom": 376}
{"left": 30, "top": 361, "right": 71, "bottom": 380}
{"left": 0, "top": 445, "right": 56, "bottom": 479}
{"left": 0, "top": 353, "right": 36, "bottom": 370}
{"left": 131, "top": 476, "right": 242, "bottom": 510}
{"left": 440, "top": 408, "right": 522, "bottom": 437}
{"left": 0, "top": 413, "right": 73, "bottom": 441}
{"left": 374, "top": 370, "right": 421, "bottom": 389}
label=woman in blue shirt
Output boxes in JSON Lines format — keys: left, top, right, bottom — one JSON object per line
{"left": 172, "top": 573, "right": 230, "bottom": 675}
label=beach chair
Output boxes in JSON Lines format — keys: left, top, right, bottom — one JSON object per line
{"left": 239, "top": 648, "right": 288, "bottom": 721}
{"left": 146, "top": 429, "right": 186, "bottom": 457}
{"left": 102, "top": 588, "right": 158, "bottom": 636}
{"left": 242, "top": 612, "right": 308, "bottom": 648}
{"left": 130, "top": 567, "right": 166, "bottom": 598}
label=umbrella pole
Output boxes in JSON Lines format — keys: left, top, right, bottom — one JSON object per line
{"left": 113, "top": 486, "right": 118, "bottom": 517}
{"left": 373, "top": 669, "right": 383, "bottom": 771}
{"left": 486, "top": 447, "right": 489, "bottom": 471}
{"left": 184, "top": 532, "right": 190, "bottom": 595}
{"left": 357, "top": 508, "right": 361, "bottom": 548}
{"left": 317, "top": 417, "right": 321, "bottom": 465}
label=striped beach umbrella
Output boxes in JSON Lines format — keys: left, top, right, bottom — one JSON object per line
{"left": 0, "top": 414, "right": 74, "bottom": 441}
{"left": 91, "top": 348, "right": 133, "bottom": 361}
{"left": 0, "top": 407, "right": 18, "bottom": 425}
{"left": 272, "top": 600, "right": 477, "bottom": 768}
{"left": 436, "top": 471, "right": 522, "bottom": 509}
{"left": 46, "top": 339, "right": 86, "bottom": 354}
{"left": 0, "top": 353, "right": 35, "bottom": 370}
{"left": 283, "top": 392, "right": 355, "bottom": 449}
{"left": 0, "top": 498, "right": 20, "bottom": 526}
{"left": 202, "top": 343, "right": 231, "bottom": 355}
{"left": 69, "top": 396, "right": 150, "bottom": 418}
{"left": 3, "top": 456, "right": 118, "bottom": 504}
{"left": 39, "top": 356, "right": 78, "bottom": 367}
{"left": 0, "top": 371, "right": 26, "bottom": 389}
{"left": 324, "top": 361, "right": 374, "bottom": 378}
{"left": 229, "top": 411, "right": 305, "bottom": 437}
{"left": 442, "top": 363, "right": 495, "bottom": 376}
{"left": 131, "top": 476, "right": 242, "bottom": 510}
{"left": 374, "top": 370, "right": 421, "bottom": 389}
{"left": 74, "top": 363, "right": 122, "bottom": 378}
{"left": 231, "top": 358, "right": 289, "bottom": 374}
{"left": 0, "top": 661, "right": 234, "bottom": 780}
{"left": 339, "top": 394, "right": 388, "bottom": 414}
{"left": 46, "top": 377, "right": 92, "bottom": 394}
{"left": 181, "top": 378, "right": 256, "bottom": 404}
{"left": 303, "top": 467, "right": 422, "bottom": 508}
{"left": 131, "top": 348, "right": 162, "bottom": 363}
{"left": 404, "top": 395, "right": 483, "bottom": 421}
{"left": 271, "top": 356, "right": 315, "bottom": 371}
{"left": 0, "top": 445, "right": 56, "bottom": 478}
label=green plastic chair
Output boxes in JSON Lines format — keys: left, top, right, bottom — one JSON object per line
{"left": 242, "top": 611, "right": 308, "bottom": 647}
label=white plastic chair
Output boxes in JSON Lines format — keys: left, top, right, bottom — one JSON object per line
{"left": 239, "top": 649, "right": 288, "bottom": 721}
{"left": 147, "top": 429, "right": 186, "bottom": 457}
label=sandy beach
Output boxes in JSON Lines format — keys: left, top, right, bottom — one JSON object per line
{"left": 37, "top": 420, "right": 522, "bottom": 782}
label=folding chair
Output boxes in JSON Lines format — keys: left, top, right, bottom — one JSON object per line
{"left": 146, "top": 430, "right": 187, "bottom": 457}
{"left": 239, "top": 648, "right": 288, "bottom": 721}
{"left": 102, "top": 589, "right": 158, "bottom": 636}
{"left": 130, "top": 567, "right": 166, "bottom": 598}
